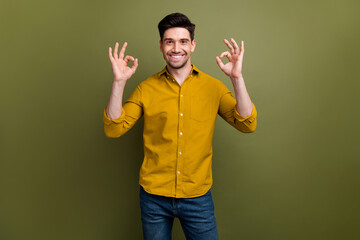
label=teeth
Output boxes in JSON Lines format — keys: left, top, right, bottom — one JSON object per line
{"left": 170, "top": 55, "right": 184, "bottom": 59}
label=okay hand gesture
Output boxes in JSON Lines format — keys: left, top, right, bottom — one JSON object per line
{"left": 216, "top": 38, "right": 244, "bottom": 80}
{"left": 108, "top": 42, "right": 138, "bottom": 83}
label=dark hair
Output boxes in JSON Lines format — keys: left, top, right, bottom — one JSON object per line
{"left": 158, "top": 13, "right": 196, "bottom": 41}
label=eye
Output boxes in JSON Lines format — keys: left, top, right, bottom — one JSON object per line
{"left": 166, "top": 40, "right": 173, "bottom": 44}
{"left": 180, "top": 40, "right": 188, "bottom": 44}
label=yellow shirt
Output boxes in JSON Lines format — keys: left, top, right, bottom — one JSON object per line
{"left": 103, "top": 65, "right": 257, "bottom": 198}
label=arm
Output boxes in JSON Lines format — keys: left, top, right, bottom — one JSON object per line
{"left": 216, "top": 39, "right": 253, "bottom": 117}
{"left": 218, "top": 90, "right": 257, "bottom": 133}
{"left": 104, "top": 42, "right": 142, "bottom": 138}
{"left": 106, "top": 42, "right": 138, "bottom": 119}
{"left": 103, "top": 86, "right": 143, "bottom": 138}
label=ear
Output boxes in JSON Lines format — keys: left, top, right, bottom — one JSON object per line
{"left": 159, "top": 39, "right": 163, "bottom": 52}
{"left": 191, "top": 39, "right": 196, "bottom": 52}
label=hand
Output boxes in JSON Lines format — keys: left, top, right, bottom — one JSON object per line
{"left": 216, "top": 38, "right": 244, "bottom": 79}
{"left": 108, "top": 42, "right": 138, "bottom": 83}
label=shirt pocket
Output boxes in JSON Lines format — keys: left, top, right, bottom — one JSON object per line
{"left": 190, "top": 96, "right": 212, "bottom": 122}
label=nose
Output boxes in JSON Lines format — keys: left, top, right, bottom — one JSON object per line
{"left": 173, "top": 42, "right": 180, "bottom": 52}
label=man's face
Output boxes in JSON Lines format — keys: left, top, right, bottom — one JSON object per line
{"left": 160, "top": 27, "right": 196, "bottom": 70}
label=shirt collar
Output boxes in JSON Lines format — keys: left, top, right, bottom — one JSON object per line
{"left": 158, "top": 65, "right": 200, "bottom": 78}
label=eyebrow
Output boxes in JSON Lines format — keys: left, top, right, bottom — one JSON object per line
{"left": 163, "top": 38, "right": 190, "bottom": 41}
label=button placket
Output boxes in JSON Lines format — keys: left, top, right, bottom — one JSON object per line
{"left": 176, "top": 86, "right": 185, "bottom": 195}
{"left": 174, "top": 72, "right": 193, "bottom": 196}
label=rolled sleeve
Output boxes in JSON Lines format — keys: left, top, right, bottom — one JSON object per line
{"left": 103, "top": 85, "right": 143, "bottom": 138}
{"left": 234, "top": 103, "right": 257, "bottom": 123}
{"left": 233, "top": 103, "right": 257, "bottom": 133}
{"left": 103, "top": 108, "right": 126, "bottom": 125}
{"left": 219, "top": 90, "right": 257, "bottom": 133}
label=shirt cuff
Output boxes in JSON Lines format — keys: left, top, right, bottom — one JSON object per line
{"left": 234, "top": 103, "right": 257, "bottom": 123}
{"left": 103, "top": 108, "right": 126, "bottom": 124}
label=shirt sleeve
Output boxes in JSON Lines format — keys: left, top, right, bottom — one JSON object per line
{"left": 218, "top": 84, "right": 257, "bottom": 133}
{"left": 103, "top": 85, "right": 144, "bottom": 138}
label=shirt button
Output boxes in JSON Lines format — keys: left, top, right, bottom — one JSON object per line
{"left": 181, "top": 94, "right": 183, "bottom": 97}
{"left": 178, "top": 171, "right": 180, "bottom": 174}
{"left": 180, "top": 113, "right": 183, "bottom": 116}
{"left": 180, "top": 132, "right": 183, "bottom": 135}
{"left": 179, "top": 152, "right": 182, "bottom": 155}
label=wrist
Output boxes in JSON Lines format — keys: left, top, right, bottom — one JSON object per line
{"left": 113, "top": 78, "right": 127, "bottom": 87}
{"left": 230, "top": 74, "right": 243, "bottom": 82}
{"left": 230, "top": 75, "right": 244, "bottom": 86}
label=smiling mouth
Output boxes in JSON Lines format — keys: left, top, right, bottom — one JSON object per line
{"left": 168, "top": 54, "right": 185, "bottom": 60}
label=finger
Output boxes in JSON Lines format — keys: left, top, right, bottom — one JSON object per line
{"left": 219, "top": 51, "right": 231, "bottom": 58}
{"left": 224, "top": 39, "right": 235, "bottom": 55}
{"left": 119, "top": 42, "right": 127, "bottom": 59}
{"left": 238, "top": 41, "right": 244, "bottom": 63}
{"left": 240, "top": 40, "right": 245, "bottom": 57}
{"left": 108, "top": 47, "right": 115, "bottom": 63}
{"left": 124, "top": 55, "right": 135, "bottom": 63}
{"left": 230, "top": 38, "right": 240, "bottom": 55}
{"left": 131, "top": 58, "right": 138, "bottom": 72}
{"left": 113, "top": 42, "right": 119, "bottom": 59}
{"left": 219, "top": 51, "right": 232, "bottom": 62}
{"left": 216, "top": 56, "right": 225, "bottom": 70}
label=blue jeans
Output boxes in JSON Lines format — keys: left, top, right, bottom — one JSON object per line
{"left": 140, "top": 186, "right": 219, "bottom": 240}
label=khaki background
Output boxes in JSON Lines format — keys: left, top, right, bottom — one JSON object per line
{"left": 1, "top": 0, "right": 359, "bottom": 239}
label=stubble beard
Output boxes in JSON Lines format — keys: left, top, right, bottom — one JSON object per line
{"left": 167, "top": 60, "right": 189, "bottom": 70}
{"left": 166, "top": 53, "right": 190, "bottom": 70}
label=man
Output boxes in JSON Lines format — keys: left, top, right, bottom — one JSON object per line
{"left": 103, "top": 13, "right": 257, "bottom": 240}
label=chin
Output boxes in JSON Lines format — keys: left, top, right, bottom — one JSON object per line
{"left": 169, "top": 64, "right": 185, "bottom": 69}
{"left": 167, "top": 61, "right": 189, "bottom": 70}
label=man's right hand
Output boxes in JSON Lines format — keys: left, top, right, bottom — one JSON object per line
{"left": 108, "top": 42, "right": 138, "bottom": 83}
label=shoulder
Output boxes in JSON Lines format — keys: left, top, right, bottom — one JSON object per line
{"left": 135, "top": 71, "right": 166, "bottom": 94}
{"left": 195, "top": 68, "right": 230, "bottom": 93}
{"left": 194, "top": 66, "right": 223, "bottom": 84}
{"left": 199, "top": 71, "right": 219, "bottom": 83}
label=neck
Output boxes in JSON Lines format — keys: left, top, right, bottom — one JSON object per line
{"left": 166, "top": 61, "right": 193, "bottom": 83}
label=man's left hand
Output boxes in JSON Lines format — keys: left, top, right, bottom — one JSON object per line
{"left": 216, "top": 38, "right": 244, "bottom": 80}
